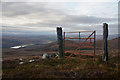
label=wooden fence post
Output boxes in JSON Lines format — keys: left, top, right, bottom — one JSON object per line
{"left": 57, "top": 27, "right": 63, "bottom": 58}
{"left": 103, "top": 23, "right": 108, "bottom": 61}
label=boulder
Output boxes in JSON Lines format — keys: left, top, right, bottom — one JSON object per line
{"left": 29, "top": 59, "right": 35, "bottom": 63}
{"left": 19, "top": 62, "right": 24, "bottom": 64}
{"left": 42, "top": 53, "right": 49, "bottom": 59}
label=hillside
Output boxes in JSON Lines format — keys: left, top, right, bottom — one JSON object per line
{"left": 2, "top": 54, "right": 120, "bottom": 79}
{"left": 2, "top": 35, "right": 56, "bottom": 48}
{"left": 96, "top": 37, "right": 119, "bottom": 49}
{"left": 2, "top": 37, "right": 23, "bottom": 48}
{"left": 32, "top": 37, "right": 119, "bottom": 52}
{"left": 2, "top": 37, "right": 120, "bottom": 79}
{"left": 2, "top": 37, "right": 119, "bottom": 60}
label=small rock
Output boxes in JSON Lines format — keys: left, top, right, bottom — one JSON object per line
{"left": 19, "top": 62, "right": 24, "bottom": 64}
{"left": 55, "top": 54, "right": 58, "bottom": 58}
{"left": 29, "top": 59, "right": 35, "bottom": 63}
{"left": 42, "top": 53, "right": 49, "bottom": 59}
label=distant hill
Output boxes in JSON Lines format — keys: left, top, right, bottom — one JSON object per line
{"left": 31, "top": 37, "right": 119, "bottom": 52}
{"left": 2, "top": 37, "right": 119, "bottom": 60}
{"left": 108, "top": 37, "right": 119, "bottom": 49}
{"left": 33, "top": 40, "right": 77, "bottom": 52}
{"left": 2, "top": 37, "right": 23, "bottom": 48}
{"left": 96, "top": 37, "right": 119, "bottom": 49}
{"left": 2, "top": 35, "right": 56, "bottom": 48}
{"left": 2, "top": 34, "right": 119, "bottom": 49}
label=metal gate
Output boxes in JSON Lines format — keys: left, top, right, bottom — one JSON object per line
{"left": 63, "top": 31, "right": 96, "bottom": 60}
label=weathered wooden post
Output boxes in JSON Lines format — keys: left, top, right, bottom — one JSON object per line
{"left": 57, "top": 27, "right": 63, "bottom": 58}
{"left": 103, "top": 23, "right": 108, "bottom": 61}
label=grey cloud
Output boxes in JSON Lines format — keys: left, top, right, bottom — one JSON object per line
{"left": 2, "top": 2, "right": 33, "bottom": 17}
{"left": 2, "top": 2, "right": 118, "bottom": 35}
{"left": 22, "top": 15, "right": 117, "bottom": 28}
{"left": 62, "top": 15, "right": 117, "bottom": 24}
{"left": 2, "top": 2, "right": 117, "bottom": 25}
{"left": 2, "top": 2, "right": 66, "bottom": 17}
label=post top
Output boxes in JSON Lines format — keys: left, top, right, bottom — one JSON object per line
{"left": 57, "top": 27, "right": 62, "bottom": 29}
{"left": 103, "top": 23, "right": 108, "bottom": 25}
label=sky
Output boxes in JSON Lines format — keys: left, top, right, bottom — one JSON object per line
{"left": 1, "top": 0, "right": 119, "bottom": 35}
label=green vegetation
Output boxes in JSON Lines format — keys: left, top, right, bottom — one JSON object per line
{"left": 2, "top": 56, "right": 119, "bottom": 79}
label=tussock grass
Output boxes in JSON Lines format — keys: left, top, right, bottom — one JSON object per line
{"left": 2, "top": 55, "right": 119, "bottom": 79}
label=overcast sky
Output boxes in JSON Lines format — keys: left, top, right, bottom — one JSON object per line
{"left": 1, "top": 0, "right": 119, "bottom": 35}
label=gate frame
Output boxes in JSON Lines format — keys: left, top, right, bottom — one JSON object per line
{"left": 63, "top": 31, "right": 96, "bottom": 61}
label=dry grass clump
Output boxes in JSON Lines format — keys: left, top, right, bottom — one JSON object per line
{"left": 2, "top": 54, "right": 119, "bottom": 79}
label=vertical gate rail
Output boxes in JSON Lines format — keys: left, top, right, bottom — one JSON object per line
{"left": 63, "top": 31, "right": 96, "bottom": 61}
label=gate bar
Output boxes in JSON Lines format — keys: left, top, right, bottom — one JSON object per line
{"left": 65, "top": 31, "right": 94, "bottom": 33}
{"left": 63, "top": 31, "right": 96, "bottom": 60}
